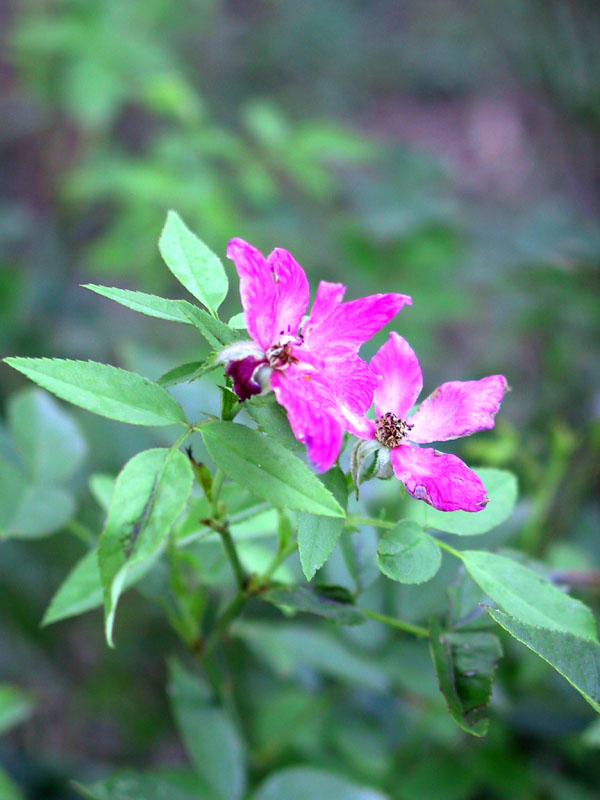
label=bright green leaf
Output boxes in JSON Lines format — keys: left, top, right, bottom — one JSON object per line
{"left": 487, "top": 608, "right": 600, "bottom": 713}
{"left": 461, "top": 550, "right": 597, "bottom": 640}
{"left": 298, "top": 467, "right": 348, "bottom": 580}
{"left": 4, "top": 358, "right": 187, "bottom": 428}
{"left": 0, "top": 685, "right": 34, "bottom": 735}
{"left": 98, "top": 448, "right": 193, "bottom": 645}
{"left": 407, "top": 469, "right": 518, "bottom": 535}
{"left": 429, "top": 617, "right": 502, "bottom": 737}
{"left": 228, "top": 312, "right": 246, "bottom": 329}
{"left": 251, "top": 767, "right": 388, "bottom": 800}
{"left": 0, "top": 766, "right": 24, "bottom": 800}
{"left": 168, "top": 661, "right": 246, "bottom": 800}
{"left": 157, "top": 361, "right": 208, "bottom": 388}
{"left": 201, "top": 422, "right": 344, "bottom": 518}
{"left": 159, "top": 211, "right": 228, "bottom": 313}
{"left": 8, "top": 388, "right": 87, "bottom": 483}
{"left": 177, "top": 303, "right": 245, "bottom": 348}
{"left": 84, "top": 285, "right": 196, "bottom": 325}
{"left": 376, "top": 521, "right": 441, "bottom": 584}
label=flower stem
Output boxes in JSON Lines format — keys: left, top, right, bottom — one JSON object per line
{"left": 345, "top": 514, "right": 396, "bottom": 530}
{"left": 362, "top": 608, "right": 429, "bottom": 638}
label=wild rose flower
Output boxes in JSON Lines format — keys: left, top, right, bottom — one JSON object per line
{"left": 353, "top": 332, "right": 508, "bottom": 511}
{"left": 217, "top": 239, "right": 411, "bottom": 472}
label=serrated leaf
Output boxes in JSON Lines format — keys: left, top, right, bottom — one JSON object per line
{"left": 201, "top": 422, "right": 344, "bottom": 517}
{"left": 487, "top": 608, "right": 600, "bottom": 712}
{"left": 8, "top": 388, "right": 87, "bottom": 483}
{"left": 244, "top": 395, "right": 303, "bottom": 452}
{"left": 168, "top": 661, "right": 246, "bottom": 800}
{"left": 4, "top": 358, "right": 187, "bottom": 428}
{"left": 376, "top": 521, "right": 441, "bottom": 584}
{"left": 251, "top": 767, "right": 388, "bottom": 800}
{"left": 298, "top": 467, "right": 348, "bottom": 580}
{"left": 98, "top": 448, "right": 193, "bottom": 645}
{"left": 429, "top": 617, "right": 502, "bottom": 737}
{"left": 177, "top": 302, "right": 246, "bottom": 349}
{"left": 84, "top": 284, "right": 196, "bottom": 325}
{"left": 407, "top": 469, "right": 518, "bottom": 535}
{"left": 264, "top": 585, "right": 365, "bottom": 626}
{"left": 157, "top": 360, "right": 208, "bottom": 388}
{"left": 159, "top": 211, "right": 228, "bottom": 313}
{"left": 0, "top": 685, "right": 35, "bottom": 735}
{"left": 461, "top": 550, "right": 597, "bottom": 640}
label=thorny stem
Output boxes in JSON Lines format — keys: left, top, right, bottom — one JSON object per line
{"left": 362, "top": 608, "right": 429, "bottom": 638}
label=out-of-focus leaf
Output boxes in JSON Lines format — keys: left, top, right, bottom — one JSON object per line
{"left": 168, "top": 661, "right": 246, "bottom": 800}
{"left": 298, "top": 467, "right": 348, "bottom": 580}
{"left": 264, "top": 585, "right": 365, "bottom": 626}
{"left": 0, "top": 685, "right": 34, "bottom": 735}
{"left": 461, "top": 551, "right": 597, "bottom": 640}
{"left": 377, "top": 521, "right": 441, "bottom": 584}
{"left": 89, "top": 473, "right": 115, "bottom": 512}
{"left": 340, "top": 526, "right": 380, "bottom": 594}
{"left": 201, "top": 423, "right": 344, "bottom": 517}
{"left": 4, "top": 358, "right": 187, "bottom": 427}
{"left": 0, "top": 766, "right": 24, "bottom": 800}
{"left": 407, "top": 469, "right": 517, "bottom": 535}
{"left": 429, "top": 617, "right": 502, "bottom": 737}
{"left": 487, "top": 608, "right": 600, "bottom": 712}
{"left": 84, "top": 284, "right": 196, "bottom": 324}
{"left": 582, "top": 717, "right": 600, "bottom": 747}
{"left": 159, "top": 211, "right": 228, "bottom": 313}
{"left": 73, "top": 769, "right": 208, "bottom": 800}
{"left": 98, "top": 448, "right": 193, "bottom": 645}
{"left": 251, "top": 766, "right": 388, "bottom": 800}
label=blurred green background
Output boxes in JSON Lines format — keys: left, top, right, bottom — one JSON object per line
{"left": 1, "top": 1, "right": 600, "bottom": 798}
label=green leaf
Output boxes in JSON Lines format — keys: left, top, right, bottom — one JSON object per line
{"left": 0, "top": 766, "right": 24, "bottom": 800}
{"left": 8, "top": 388, "right": 87, "bottom": 483}
{"left": 159, "top": 211, "right": 228, "bottom": 313}
{"left": 157, "top": 361, "right": 208, "bottom": 388}
{"left": 264, "top": 585, "right": 365, "bottom": 626}
{"left": 0, "top": 457, "right": 75, "bottom": 539}
{"left": 177, "top": 303, "right": 245, "bottom": 348}
{"left": 84, "top": 284, "right": 196, "bottom": 325}
{"left": 429, "top": 617, "right": 502, "bottom": 737}
{"left": 228, "top": 312, "right": 246, "bottom": 329}
{"left": 0, "top": 685, "right": 34, "bottom": 735}
{"left": 244, "top": 395, "right": 303, "bottom": 452}
{"left": 298, "top": 467, "right": 348, "bottom": 580}
{"left": 461, "top": 550, "right": 597, "bottom": 640}
{"left": 168, "top": 661, "right": 246, "bottom": 800}
{"left": 582, "top": 717, "right": 600, "bottom": 747}
{"left": 407, "top": 469, "right": 518, "bottom": 535}
{"left": 201, "top": 422, "right": 344, "bottom": 518}
{"left": 89, "top": 473, "right": 116, "bottom": 512}
{"left": 376, "top": 521, "right": 441, "bottom": 584}
{"left": 487, "top": 608, "right": 600, "bottom": 712}
{"left": 73, "top": 769, "right": 208, "bottom": 800}
{"left": 98, "top": 448, "right": 193, "bottom": 645}
{"left": 251, "top": 767, "right": 388, "bottom": 800}
{"left": 4, "top": 358, "right": 188, "bottom": 428}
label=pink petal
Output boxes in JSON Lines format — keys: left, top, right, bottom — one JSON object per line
{"left": 226, "top": 239, "right": 310, "bottom": 350}
{"left": 409, "top": 375, "right": 508, "bottom": 444}
{"left": 270, "top": 368, "right": 343, "bottom": 473}
{"left": 267, "top": 247, "right": 310, "bottom": 338}
{"left": 303, "top": 291, "right": 412, "bottom": 354}
{"left": 308, "top": 280, "right": 346, "bottom": 323}
{"left": 390, "top": 446, "right": 489, "bottom": 512}
{"left": 370, "top": 333, "right": 423, "bottom": 419}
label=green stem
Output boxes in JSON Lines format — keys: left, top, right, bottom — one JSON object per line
{"left": 65, "top": 519, "right": 96, "bottom": 545}
{"left": 219, "top": 525, "right": 247, "bottom": 590}
{"left": 261, "top": 540, "right": 299, "bottom": 583}
{"left": 171, "top": 428, "right": 193, "bottom": 451}
{"left": 211, "top": 468, "right": 225, "bottom": 516}
{"left": 202, "top": 591, "right": 246, "bottom": 659}
{"left": 345, "top": 514, "right": 396, "bottom": 530}
{"left": 431, "top": 536, "right": 463, "bottom": 560}
{"left": 362, "top": 608, "right": 429, "bottom": 638}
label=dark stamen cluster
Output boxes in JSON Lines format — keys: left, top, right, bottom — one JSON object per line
{"left": 266, "top": 342, "right": 298, "bottom": 369}
{"left": 375, "top": 412, "right": 413, "bottom": 448}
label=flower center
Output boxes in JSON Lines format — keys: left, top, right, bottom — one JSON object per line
{"left": 266, "top": 341, "right": 298, "bottom": 369}
{"left": 375, "top": 412, "right": 413, "bottom": 448}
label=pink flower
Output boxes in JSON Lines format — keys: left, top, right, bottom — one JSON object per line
{"left": 219, "top": 239, "right": 412, "bottom": 472}
{"left": 354, "top": 333, "right": 508, "bottom": 512}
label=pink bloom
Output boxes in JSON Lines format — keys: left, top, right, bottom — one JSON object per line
{"left": 355, "top": 332, "right": 508, "bottom": 512}
{"left": 219, "top": 239, "right": 412, "bottom": 472}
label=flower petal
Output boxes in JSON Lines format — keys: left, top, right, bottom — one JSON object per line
{"left": 390, "top": 446, "right": 488, "bottom": 512}
{"left": 331, "top": 356, "right": 379, "bottom": 439}
{"left": 370, "top": 333, "right": 423, "bottom": 419}
{"left": 270, "top": 368, "right": 343, "bottom": 473}
{"left": 225, "top": 356, "right": 266, "bottom": 401}
{"left": 303, "top": 290, "right": 412, "bottom": 354}
{"left": 307, "top": 280, "right": 346, "bottom": 324}
{"left": 227, "top": 239, "right": 310, "bottom": 350}
{"left": 267, "top": 247, "right": 310, "bottom": 338}
{"left": 409, "top": 375, "right": 508, "bottom": 444}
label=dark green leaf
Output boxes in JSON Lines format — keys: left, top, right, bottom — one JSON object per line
{"left": 168, "top": 661, "right": 246, "bottom": 800}
{"left": 429, "top": 617, "right": 502, "bottom": 737}
{"left": 157, "top": 360, "right": 210, "bottom": 388}
{"left": 98, "top": 448, "right": 193, "bottom": 645}
{"left": 84, "top": 284, "right": 195, "bottom": 325}
{"left": 376, "top": 521, "right": 441, "bottom": 584}
{"left": 244, "top": 395, "right": 303, "bottom": 452}
{"left": 461, "top": 550, "right": 597, "bottom": 640}
{"left": 73, "top": 769, "right": 210, "bottom": 800}
{"left": 159, "top": 211, "right": 228, "bottom": 313}
{"left": 201, "top": 422, "right": 344, "bottom": 518}
{"left": 263, "top": 585, "right": 365, "bottom": 626}
{"left": 251, "top": 767, "right": 388, "bottom": 800}
{"left": 4, "top": 358, "right": 187, "bottom": 427}
{"left": 298, "top": 466, "right": 348, "bottom": 580}
{"left": 487, "top": 608, "right": 600, "bottom": 713}
{"left": 177, "top": 303, "right": 246, "bottom": 349}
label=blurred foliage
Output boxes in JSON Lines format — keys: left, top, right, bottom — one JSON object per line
{"left": 1, "top": 0, "right": 600, "bottom": 798}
